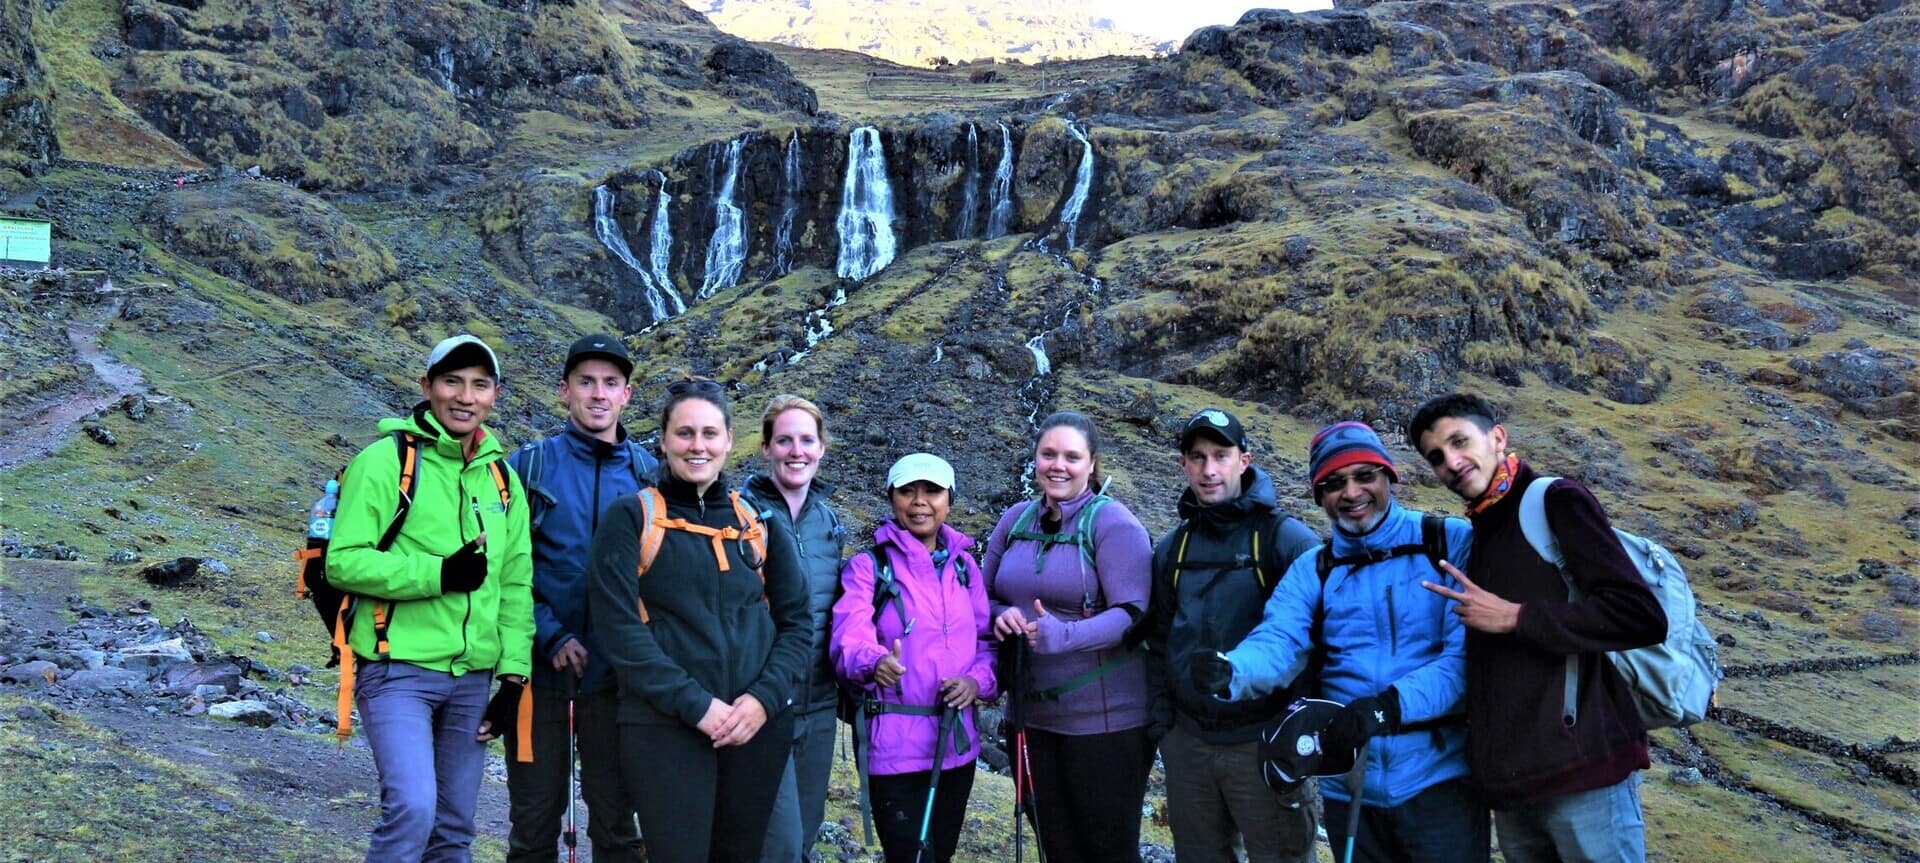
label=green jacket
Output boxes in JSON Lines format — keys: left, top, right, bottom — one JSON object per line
{"left": 325, "top": 403, "right": 534, "bottom": 680}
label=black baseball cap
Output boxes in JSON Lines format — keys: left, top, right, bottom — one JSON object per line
{"left": 562, "top": 334, "right": 633, "bottom": 380}
{"left": 1179, "top": 407, "right": 1249, "bottom": 451}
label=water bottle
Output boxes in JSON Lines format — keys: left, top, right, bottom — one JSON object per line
{"left": 308, "top": 478, "right": 339, "bottom": 543}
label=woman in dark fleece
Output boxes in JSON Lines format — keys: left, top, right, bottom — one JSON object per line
{"left": 587, "top": 379, "right": 809, "bottom": 863}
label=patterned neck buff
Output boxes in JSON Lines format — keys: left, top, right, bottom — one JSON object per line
{"left": 1466, "top": 453, "right": 1522, "bottom": 516}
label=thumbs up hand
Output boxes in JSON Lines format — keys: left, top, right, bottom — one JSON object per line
{"left": 440, "top": 535, "right": 489, "bottom": 594}
{"left": 873, "top": 638, "right": 906, "bottom": 689}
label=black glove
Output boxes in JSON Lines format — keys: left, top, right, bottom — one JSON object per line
{"left": 1321, "top": 690, "right": 1401, "bottom": 756}
{"left": 1190, "top": 650, "right": 1234, "bottom": 699}
{"left": 440, "top": 538, "right": 488, "bottom": 594}
{"left": 480, "top": 678, "right": 524, "bottom": 738}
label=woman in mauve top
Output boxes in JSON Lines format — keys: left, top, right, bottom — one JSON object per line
{"left": 983, "top": 411, "right": 1154, "bottom": 863}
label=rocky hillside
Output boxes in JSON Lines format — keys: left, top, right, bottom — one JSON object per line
{"left": 1, "top": 0, "right": 1917, "bottom": 860}
{"left": 686, "top": 0, "right": 1171, "bottom": 66}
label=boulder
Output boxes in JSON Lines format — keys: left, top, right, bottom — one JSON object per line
{"left": 208, "top": 699, "right": 279, "bottom": 728}
{"left": 0, "top": 660, "right": 60, "bottom": 685}
{"left": 65, "top": 666, "right": 146, "bottom": 693}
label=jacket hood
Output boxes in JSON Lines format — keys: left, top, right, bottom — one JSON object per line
{"left": 379, "top": 402, "right": 504, "bottom": 461}
{"left": 1177, "top": 464, "right": 1280, "bottom": 525}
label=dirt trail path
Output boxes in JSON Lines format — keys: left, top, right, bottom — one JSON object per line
{"left": 0, "top": 293, "right": 152, "bottom": 470}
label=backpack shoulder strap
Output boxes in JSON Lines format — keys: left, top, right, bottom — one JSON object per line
{"left": 487, "top": 460, "right": 512, "bottom": 510}
{"left": 625, "top": 440, "right": 656, "bottom": 487}
{"left": 375, "top": 431, "right": 422, "bottom": 552}
{"left": 1518, "top": 476, "right": 1565, "bottom": 570}
{"left": 1421, "top": 514, "right": 1450, "bottom": 573}
{"left": 635, "top": 487, "right": 667, "bottom": 575}
{"left": 867, "top": 546, "right": 909, "bottom": 631}
{"left": 1168, "top": 521, "right": 1194, "bottom": 589}
{"left": 1073, "top": 494, "right": 1113, "bottom": 569}
{"left": 729, "top": 491, "right": 769, "bottom": 591}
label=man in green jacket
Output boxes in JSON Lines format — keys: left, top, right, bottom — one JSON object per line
{"left": 326, "top": 333, "right": 536, "bottom": 863}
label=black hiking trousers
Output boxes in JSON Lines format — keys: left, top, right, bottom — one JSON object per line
{"left": 867, "top": 762, "right": 976, "bottom": 863}
{"left": 505, "top": 684, "right": 645, "bottom": 863}
{"left": 616, "top": 710, "right": 793, "bottom": 863}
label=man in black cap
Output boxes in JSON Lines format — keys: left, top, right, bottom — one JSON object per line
{"left": 1138, "top": 408, "right": 1322, "bottom": 863}
{"left": 503, "top": 334, "right": 656, "bottom": 863}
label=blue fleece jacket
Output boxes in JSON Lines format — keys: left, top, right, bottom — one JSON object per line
{"left": 507, "top": 422, "right": 657, "bottom": 694}
{"left": 1226, "top": 499, "right": 1473, "bottom": 807}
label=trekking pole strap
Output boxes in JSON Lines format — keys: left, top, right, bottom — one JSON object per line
{"left": 1027, "top": 642, "right": 1146, "bottom": 702}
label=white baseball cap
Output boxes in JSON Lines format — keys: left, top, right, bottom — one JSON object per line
{"left": 425, "top": 334, "right": 501, "bottom": 380}
{"left": 887, "top": 452, "right": 956, "bottom": 492}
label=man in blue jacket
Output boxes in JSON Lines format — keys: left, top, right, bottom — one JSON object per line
{"left": 1194, "top": 421, "right": 1489, "bottom": 862}
{"left": 504, "top": 334, "right": 657, "bottom": 863}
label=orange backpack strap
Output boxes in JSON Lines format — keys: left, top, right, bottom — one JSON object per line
{"left": 332, "top": 602, "right": 356, "bottom": 741}
{"left": 514, "top": 684, "right": 534, "bottom": 763}
{"left": 487, "top": 460, "right": 511, "bottom": 510}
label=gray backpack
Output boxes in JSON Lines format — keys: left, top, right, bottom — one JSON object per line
{"left": 1519, "top": 477, "right": 1722, "bottom": 730}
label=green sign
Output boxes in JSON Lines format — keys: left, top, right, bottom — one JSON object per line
{"left": 0, "top": 216, "right": 52, "bottom": 265}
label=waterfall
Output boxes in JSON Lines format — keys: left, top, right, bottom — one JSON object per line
{"left": 1025, "top": 335, "right": 1051, "bottom": 377}
{"left": 836, "top": 126, "right": 898, "bottom": 281}
{"left": 987, "top": 122, "right": 1014, "bottom": 239}
{"left": 592, "top": 184, "right": 678, "bottom": 323}
{"left": 699, "top": 137, "right": 747, "bottom": 298}
{"left": 957, "top": 123, "right": 980, "bottom": 239}
{"left": 645, "top": 171, "right": 682, "bottom": 314}
{"left": 772, "top": 130, "right": 802, "bottom": 276}
{"left": 1059, "top": 124, "right": 1094, "bottom": 250}
{"left": 787, "top": 288, "right": 848, "bottom": 366}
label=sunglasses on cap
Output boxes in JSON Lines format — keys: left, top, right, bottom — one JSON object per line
{"left": 666, "top": 379, "right": 725, "bottom": 397}
{"left": 1313, "top": 467, "right": 1388, "bottom": 497}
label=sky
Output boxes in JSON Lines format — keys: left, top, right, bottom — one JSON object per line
{"left": 1100, "top": 0, "right": 1330, "bottom": 43}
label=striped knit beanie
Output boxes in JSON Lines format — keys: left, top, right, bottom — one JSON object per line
{"left": 1308, "top": 421, "right": 1398, "bottom": 490}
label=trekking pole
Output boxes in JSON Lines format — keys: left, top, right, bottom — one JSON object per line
{"left": 565, "top": 672, "right": 578, "bottom": 863}
{"left": 1340, "top": 741, "right": 1369, "bottom": 863}
{"left": 1007, "top": 638, "right": 1044, "bottom": 862}
{"left": 915, "top": 705, "right": 961, "bottom": 863}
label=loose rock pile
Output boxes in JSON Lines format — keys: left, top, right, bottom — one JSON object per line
{"left": 0, "top": 594, "right": 333, "bottom": 734}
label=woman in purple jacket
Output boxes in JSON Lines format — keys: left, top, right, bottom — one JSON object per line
{"left": 831, "top": 452, "right": 997, "bottom": 863}
{"left": 984, "top": 411, "right": 1154, "bottom": 863}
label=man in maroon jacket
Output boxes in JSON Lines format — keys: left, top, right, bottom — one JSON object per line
{"left": 1407, "top": 393, "right": 1666, "bottom": 863}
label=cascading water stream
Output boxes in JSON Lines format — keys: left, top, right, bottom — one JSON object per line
{"left": 1058, "top": 124, "right": 1094, "bottom": 250}
{"left": 957, "top": 123, "right": 980, "bottom": 239}
{"left": 699, "top": 137, "right": 747, "bottom": 298}
{"left": 645, "top": 171, "right": 682, "bottom": 313}
{"left": 772, "top": 130, "right": 802, "bottom": 276}
{"left": 591, "top": 184, "right": 678, "bottom": 323}
{"left": 986, "top": 122, "right": 1014, "bottom": 239}
{"left": 836, "top": 126, "right": 898, "bottom": 281}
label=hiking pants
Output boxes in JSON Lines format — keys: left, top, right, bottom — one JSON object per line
{"left": 1161, "top": 724, "right": 1317, "bottom": 863}
{"left": 356, "top": 660, "right": 491, "bottom": 863}
{"left": 867, "top": 762, "right": 976, "bottom": 863}
{"left": 760, "top": 704, "right": 837, "bottom": 863}
{"left": 1494, "top": 773, "right": 1646, "bottom": 863}
{"left": 617, "top": 710, "right": 794, "bottom": 863}
{"left": 1026, "top": 725, "right": 1155, "bottom": 863}
{"left": 505, "top": 684, "right": 644, "bottom": 863}
{"left": 1323, "top": 777, "right": 1490, "bottom": 863}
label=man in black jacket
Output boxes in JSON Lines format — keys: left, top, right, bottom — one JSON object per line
{"left": 1140, "top": 408, "right": 1322, "bottom": 863}
{"left": 1410, "top": 393, "right": 1666, "bottom": 863}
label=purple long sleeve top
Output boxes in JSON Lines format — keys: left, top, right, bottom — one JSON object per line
{"left": 982, "top": 489, "right": 1152, "bottom": 735}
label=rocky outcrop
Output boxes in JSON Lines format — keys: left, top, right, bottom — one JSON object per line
{"left": 704, "top": 38, "right": 818, "bottom": 116}
{"left": 148, "top": 180, "right": 399, "bottom": 303}
{"left": 0, "top": 0, "right": 57, "bottom": 175}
